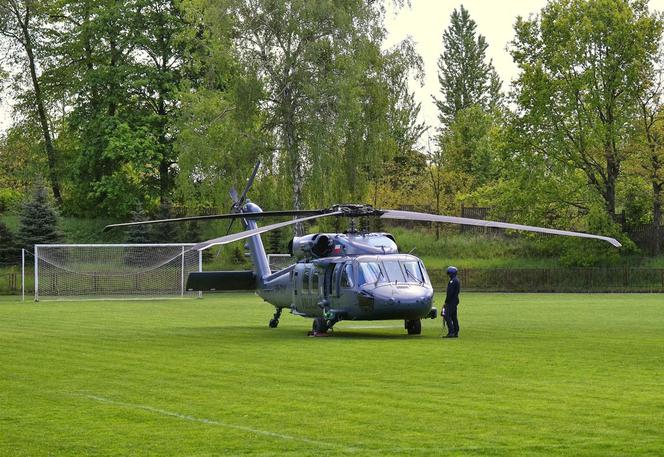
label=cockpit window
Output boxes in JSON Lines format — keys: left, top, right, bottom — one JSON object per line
{"left": 383, "top": 260, "right": 405, "bottom": 282}
{"left": 358, "top": 262, "right": 386, "bottom": 285}
{"left": 340, "top": 263, "right": 354, "bottom": 288}
{"left": 419, "top": 261, "right": 431, "bottom": 285}
{"left": 401, "top": 261, "right": 424, "bottom": 283}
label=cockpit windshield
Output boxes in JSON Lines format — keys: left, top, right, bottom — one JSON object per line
{"left": 383, "top": 260, "right": 405, "bottom": 282}
{"left": 401, "top": 261, "right": 424, "bottom": 283}
{"left": 357, "top": 259, "right": 431, "bottom": 286}
{"left": 358, "top": 262, "right": 386, "bottom": 285}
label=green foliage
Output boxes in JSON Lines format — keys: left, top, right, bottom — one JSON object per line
{"left": 549, "top": 206, "right": 636, "bottom": 267}
{"left": 230, "top": 244, "right": 246, "bottom": 264}
{"left": 266, "top": 229, "right": 282, "bottom": 255}
{"left": 618, "top": 175, "right": 652, "bottom": 229}
{"left": 0, "top": 125, "right": 48, "bottom": 209}
{"left": 125, "top": 207, "right": 151, "bottom": 244}
{"left": 17, "top": 184, "right": 61, "bottom": 250}
{"left": 510, "top": 0, "right": 663, "bottom": 220}
{"left": 440, "top": 105, "right": 502, "bottom": 188}
{"left": 0, "top": 188, "right": 22, "bottom": 214}
{"left": 0, "top": 221, "right": 19, "bottom": 265}
{"left": 150, "top": 200, "right": 178, "bottom": 243}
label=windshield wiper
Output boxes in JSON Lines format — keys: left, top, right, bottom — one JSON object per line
{"left": 374, "top": 267, "right": 385, "bottom": 285}
{"left": 404, "top": 267, "right": 423, "bottom": 284}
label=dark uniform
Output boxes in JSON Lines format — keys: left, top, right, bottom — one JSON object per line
{"left": 444, "top": 269, "right": 460, "bottom": 337}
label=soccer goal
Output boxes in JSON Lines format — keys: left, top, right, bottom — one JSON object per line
{"left": 33, "top": 244, "right": 202, "bottom": 300}
{"left": 267, "top": 253, "right": 292, "bottom": 273}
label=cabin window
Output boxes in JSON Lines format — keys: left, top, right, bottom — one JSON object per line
{"left": 401, "top": 261, "right": 424, "bottom": 283}
{"left": 302, "top": 268, "right": 310, "bottom": 295}
{"left": 325, "top": 265, "right": 335, "bottom": 296}
{"left": 311, "top": 269, "right": 319, "bottom": 294}
{"left": 340, "top": 263, "right": 354, "bottom": 288}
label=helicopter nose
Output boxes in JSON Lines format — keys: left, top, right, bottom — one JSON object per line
{"left": 371, "top": 285, "right": 433, "bottom": 317}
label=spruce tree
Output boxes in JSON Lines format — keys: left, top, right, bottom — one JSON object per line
{"left": 18, "top": 185, "right": 61, "bottom": 250}
{"left": 434, "top": 5, "right": 502, "bottom": 127}
{"left": 150, "top": 199, "right": 177, "bottom": 243}
{"left": 267, "top": 229, "right": 282, "bottom": 254}
{"left": 0, "top": 221, "right": 19, "bottom": 265}
{"left": 125, "top": 207, "right": 151, "bottom": 244}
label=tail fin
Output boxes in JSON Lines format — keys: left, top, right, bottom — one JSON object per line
{"left": 241, "top": 202, "right": 271, "bottom": 281}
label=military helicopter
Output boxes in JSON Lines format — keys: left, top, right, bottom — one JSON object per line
{"left": 106, "top": 163, "right": 621, "bottom": 335}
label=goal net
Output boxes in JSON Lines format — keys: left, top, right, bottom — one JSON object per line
{"left": 34, "top": 244, "right": 202, "bottom": 300}
{"left": 267, "top": 253, "right": 292, "bottom": 273}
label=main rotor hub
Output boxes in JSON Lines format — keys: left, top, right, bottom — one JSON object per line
{"left": 330, "top": 204, "right": 382, "bottom": 218}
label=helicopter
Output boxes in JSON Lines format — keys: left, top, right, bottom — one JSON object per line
{"left": 105, "top": 163, "right": 621, "bottom": 336}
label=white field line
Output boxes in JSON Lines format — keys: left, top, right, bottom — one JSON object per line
{"left": 82, "top": 394, "right": 354, "bottom": 452}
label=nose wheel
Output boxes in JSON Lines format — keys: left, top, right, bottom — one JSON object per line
{"left": 405, "top": 319, "right": 421, "bottom": 335}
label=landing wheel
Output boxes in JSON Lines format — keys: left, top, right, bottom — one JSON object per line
{"left": 269, "top": 308, "right": 282, "bottom": 328}
{"left": 405, "top": 319, "right": 422, "bottom": 335}
{"left": 313, "top": 317, "right": 329, "bottom": 334}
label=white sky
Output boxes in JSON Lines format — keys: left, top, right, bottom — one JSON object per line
{"left": 1, "top": 0, "right": 664, "bottom": 134}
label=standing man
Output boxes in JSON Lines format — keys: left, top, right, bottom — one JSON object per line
{"left": 443, "top": 266, "right": 460, "bottom": 338}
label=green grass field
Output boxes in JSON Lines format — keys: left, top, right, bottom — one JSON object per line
{"left": 1, "top": 293, "right": 663, "bottom": 456}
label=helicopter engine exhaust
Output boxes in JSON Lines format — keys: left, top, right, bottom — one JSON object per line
{"left": 289, "top": 234, "right": 334, "bottom": 259}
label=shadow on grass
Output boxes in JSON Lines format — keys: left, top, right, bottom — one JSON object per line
{"left": 167, "top": 325, "right": 420, "bottom": 340}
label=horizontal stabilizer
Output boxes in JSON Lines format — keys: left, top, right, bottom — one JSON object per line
{"left": 186, "top": 271, "right": 256, "bottom": 291}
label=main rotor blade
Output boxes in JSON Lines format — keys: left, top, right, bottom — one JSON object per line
{"left": 103, "top": 210, "right": 328, "bottom": 232}
{"left": 380, "top": 210, "right": 622, "bottom": 247}
{"left": 237, "top": 161, "right": 260, "bottom": 207}
{"left": 193, "top": 211, "right": 343, "bottom": 251}
{"left": 229, "top": 187, "right": 239, "bottom": 204}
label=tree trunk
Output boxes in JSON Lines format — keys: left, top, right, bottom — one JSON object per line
{"left": 283, "top": 87, "right": 303, "bottom": 235}
{"left": 653, "top": 181, "right": 662, "bottom": 256}
{"left": 21, "top": 22, "right": 62, "bottom": 205}
{"left": 435, "top": 191, "right": 440, "bottom": 241}
{"left": 604, "top": 147, "right": 620, "bottom": 223}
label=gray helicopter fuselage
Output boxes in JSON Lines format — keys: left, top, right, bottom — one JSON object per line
{"left": 235, "top": 202, "right": 436, "bottom": 323}
{"left": 258, "top": 253, "right": 434, "bottom": 321}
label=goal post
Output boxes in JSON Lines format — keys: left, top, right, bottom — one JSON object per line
{"left": 34, "top": 244, "right": 202, "bottom": 300}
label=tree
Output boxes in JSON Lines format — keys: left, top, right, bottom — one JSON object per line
{"left": 426, "top": 138, "right": 445, "bottom": 240}
{"left": 434, "top": 5, "right": 501, "bottom": 128}
{"left": 440, "top": 105, "right": 501, "bottom": 187}
{"left": 17, "top": 183, "right": 60, "bottom": 250}
{"left": 125, "top": 206, "right": 151, "bottom": 244}
{"left": 634, "top": 64, "right": 664, "bottom": 254}
{"left": 0, "top": 0, "right": 63, "bottom": 204}
{"left": 45, "top": 0, "right": 198, "bottom": 217}
{"left": 0, "top": 221, "right": 19, "bottom": 265}
{"left": 227, "top": 0, "right": 421, "bottom": 222}
{"left": 510, "top": 0, "right": 662, "bottom": 222}
{"left": 150, "top": 199, "right": 178, "bottom": 242}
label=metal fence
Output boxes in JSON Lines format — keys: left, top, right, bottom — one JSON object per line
{"left": 428, "top": 267, "right": 664, "bottom": 292}
{"left": 4, "top": 266, "right": 664, "bottom": 295}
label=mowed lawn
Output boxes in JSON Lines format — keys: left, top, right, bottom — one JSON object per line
{"left": 1, "top": 293, "right": 663, "bottom": 456}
